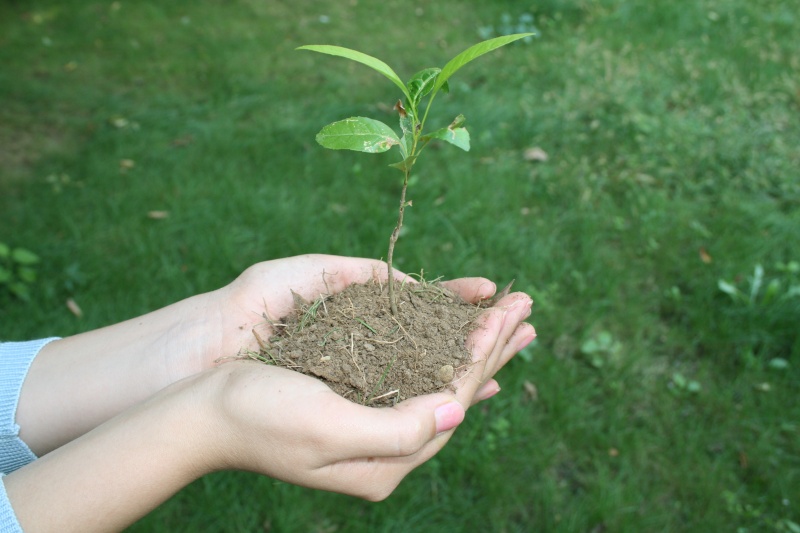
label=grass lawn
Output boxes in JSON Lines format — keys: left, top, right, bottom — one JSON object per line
{"left": 1, "top": 0, "right": 798, "bottom": 531}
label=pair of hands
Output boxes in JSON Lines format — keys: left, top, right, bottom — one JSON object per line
{"left": 205, "top": 255, "right": 536, "bottom": 500}
{"left": 10, "top": 254, "right": 534, "bottom": 531}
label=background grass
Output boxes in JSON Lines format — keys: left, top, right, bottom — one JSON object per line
{"left": 1, "top": 0, "right": 798, "bottom": 531}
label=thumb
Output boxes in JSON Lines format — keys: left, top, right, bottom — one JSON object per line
{"left": 334, "top": 393, "right": 465, "bottom": 461}
{"left": 441, "top": 277, "right": 497, "bottom": 304}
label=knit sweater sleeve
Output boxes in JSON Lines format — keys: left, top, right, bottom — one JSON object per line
{"left": 0, "top": 338, "right": 60, "bottom": 532}
{"left": 0, "top": 338, "right": 58, "bottom": 472}
{"left": 0, "top": 476, "right": 23, "bottom": 532}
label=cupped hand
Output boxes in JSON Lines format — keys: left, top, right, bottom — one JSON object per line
{"left": 202, "top": 261, "right": 534, "bottom": 500}
{"left": 207, "top": 254, "right": 500, "bottom": 366}
{"left": 204, "top": 361, "right": 462, "bottom": 500}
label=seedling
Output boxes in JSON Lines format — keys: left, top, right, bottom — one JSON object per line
{"left": 298, "top": 34, "right": 534, "bottom": 314}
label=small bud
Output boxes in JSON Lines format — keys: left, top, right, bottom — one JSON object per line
{"left": 393, "top": 99, "right": 407, "bottom": 118}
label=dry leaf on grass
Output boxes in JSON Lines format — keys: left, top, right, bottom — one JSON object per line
{"left": 523, "top": 380, "right": 538, "bottom": 401}
{"left": 66, "top": 298, "right": 83, "bottom": 317}
{"left": 523, "top": 146, "right": 549, "bottom": 162}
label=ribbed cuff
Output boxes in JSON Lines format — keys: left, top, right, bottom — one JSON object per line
{"left": 0, "top": 338, "right": 60, "bottom": 473}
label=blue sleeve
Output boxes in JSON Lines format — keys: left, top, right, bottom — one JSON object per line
{"left": 0, "top": 338, "right": 59, "bottom": 474}
{"left": 0, "top": 338, "right": 59, "bottom": 532}
{"left": 0, "top": 475, "right": 23, "bottom": 532}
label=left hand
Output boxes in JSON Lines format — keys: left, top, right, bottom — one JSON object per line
{"left": 211, "top": 254, "right": 500, "bottom": 363}
{"left": 197, "top": 283, "right": 534, "bottom": 500}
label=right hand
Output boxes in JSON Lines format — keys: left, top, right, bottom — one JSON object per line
{"left": 200, "top": 287, "right": 534, "bottom": 500}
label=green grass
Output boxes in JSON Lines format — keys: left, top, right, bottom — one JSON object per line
{"left": 2, "top": 0, "right": 799, "bottom": 531}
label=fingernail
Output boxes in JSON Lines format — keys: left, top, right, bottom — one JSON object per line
{"left": 434, "top": 401, "right": 465, "bottom": 434}
{"left": 517, "top": 332, "right": 537, "bottom": 352}
{"left": 481, "top": 385, "right": 501, "bottom": 401}
{"left": 522, "top": 298, "right": 533, "bottom": 319}
{"left": 481, "top": 281, "right": 497, "bottom": 301}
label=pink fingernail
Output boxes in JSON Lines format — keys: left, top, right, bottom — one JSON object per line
{"left": 434, "top": 402, "right": 465, "bottom": 434}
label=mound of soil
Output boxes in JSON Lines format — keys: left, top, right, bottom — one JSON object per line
{"left": 255, "top": 281, "right": 480, "bottom": 406}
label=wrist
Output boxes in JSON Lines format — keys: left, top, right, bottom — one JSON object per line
{"left": 188, "top": 363, "right": 252, "bottom": 473}
{"left": 150, "top": 372, "right": 222, "bottom": 479}
{"left": 6, "top": 373, "right": 216, "bottom": 532}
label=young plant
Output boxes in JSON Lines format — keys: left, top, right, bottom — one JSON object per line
{"left": 298, "top": 34, "right": 534, "bottom": 314}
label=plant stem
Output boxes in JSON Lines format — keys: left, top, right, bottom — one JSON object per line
{"left": 386, "top": 168, "right": 410, "bottom": 315}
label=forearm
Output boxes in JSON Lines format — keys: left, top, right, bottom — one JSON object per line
{"left": 5, "top": 375, "right": 210, "bottom": 533}
{"left": 15, "top": 291, "right": 223, "bottom": 456}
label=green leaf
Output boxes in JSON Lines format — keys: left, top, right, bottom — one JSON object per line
{"left": 768, "top": 358, "right": 790, "bottom": 370}
{"left": 434, "top": 33, "right": 536, "bottom": 94}
{"left": 448, "top": 114, "right": 466, "bottom": 129}
{"left": 718, "top": 279, "right": 744, "bottom": 301}
{"left": 9, "top": 281, "right": 30, "bottom": 301}
{"left": 783, "top": 520, "right": 800, "bottom": 533}
{"left": 297, "top": 45, "right": 410, "bottom": 100}
{"left": 0, "top": 266, "right": 10, "bottom": 284}
{"left": 388, "top": 154, "right": 419, "bottom": 172}
{"left": 425, "top": 126, "right": 470, "bottom": 151}
{"left": 316, "top": 117, "right": 401, "bottom": 153}
{"left": 11, "top": 248, "right": 40, "bottom": 265}
{"left": 0, "top": 242, "right": 9, "bottom": 259}
{"left": 406, "top": 68, "right": 448, "bottom": 106}
{"left": 397, "top": 104, "right": 415, "bottom": 157}
{"left": 581, "top": 338, "right": 599, "bottom": 354}
{"left": 424, "top": 114, "right": 470, "bottom": 150}
{"left": 762, "top": 278, "right": 780, "bottom": 305}
{"left": 18, "top": 266, "right": 37, "bottom": 283}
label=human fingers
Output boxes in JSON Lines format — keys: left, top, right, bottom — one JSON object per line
{"left": 470, "top": 292, "right": 531, "bottom": 365}
{"left": 440, "top": 277, "right": 496, "bottom": 304}
{"left": 453, "top": 293, "right": 532, "bottom": 406}
{"left": 496, "top": 321, "right": 537, "bottom": 370}
{"left": 216, "top": 362, "right": 463, "bottom": 461}
{"left": 234, "top": 255, "right": 383, "bottom": 300}
{"left": 312, "top": 392, "right": 465, "bottom": 462}
{"left": 472, "top": 378, "right": 502, "bottom": 405}
{"left": 225, "top": 256, "right": 403, "bottom": 345}
{"left": 305, "top": 394, "right": 465, "bottom": 500}
{"left": 221, "top": 370, "right": 464, "bottom": 500}
{"left": 470, "top": 321, "right": 535, "bottom": 405}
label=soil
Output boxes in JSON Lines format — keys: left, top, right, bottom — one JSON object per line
{"left": 253, "top": 280, "right": 481, "bottom": 406}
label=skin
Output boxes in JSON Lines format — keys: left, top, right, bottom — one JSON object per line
{"left": 5, "top": 254, "right": 535, "bottom": 532}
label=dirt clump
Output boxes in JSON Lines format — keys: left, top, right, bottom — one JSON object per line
{"left": 254, "top": 280, "right": 480, "bottom": 406}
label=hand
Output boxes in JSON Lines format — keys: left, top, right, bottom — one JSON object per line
{"left": 202, "top": 282, "right": 534, "bottom": 500}
{"left": 211, "top": 254, "right": 533, "bottom": 407}
{"left": 210, "top": 254, "right": 501, "bottom": 364}
{"left": 456, "top": 289, "right": 536, "bottom": 407}
{"left": 137, "top": 254, "right": 503, "bottom": 382}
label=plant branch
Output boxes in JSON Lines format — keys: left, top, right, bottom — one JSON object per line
{"left": 386, "top": 168, "right": 410, "bottom": 315}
